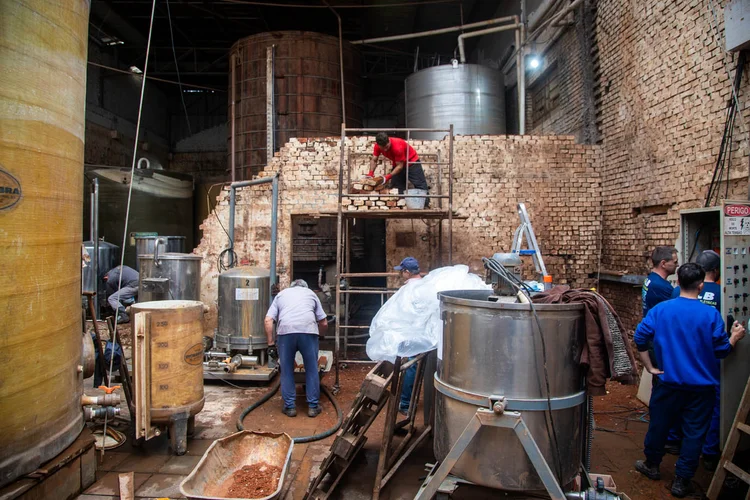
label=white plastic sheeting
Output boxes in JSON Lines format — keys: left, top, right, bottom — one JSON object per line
{"left": 366, "top": 265, "right": 491, "bottom": 362}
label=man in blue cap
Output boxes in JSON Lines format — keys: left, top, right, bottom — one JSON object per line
{"left": 393, "top": 257, "right": 422, "bottom": 415}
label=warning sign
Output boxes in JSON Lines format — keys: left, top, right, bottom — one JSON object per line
{"left": 724, "top": 205, "right": 750, "bottom": 235}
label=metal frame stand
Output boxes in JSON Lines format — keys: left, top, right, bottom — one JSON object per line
{"left": 414, "top": 405, "right": 566, "bottom": 500}
{"left": 333, "top": 126, "right": 456, "bottom": 393}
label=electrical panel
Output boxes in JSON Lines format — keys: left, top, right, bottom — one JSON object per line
{"left": 679, "top": 201, "right": 750, "bottom": 447}
{"left": 725, "top": 0, "right": 750, "bottom": 52}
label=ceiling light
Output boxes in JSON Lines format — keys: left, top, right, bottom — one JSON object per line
{"left": 129, "top": 66, "right": 143, "bottom": 74}
{"left": 528, "top": 56, "right": 541, "bottom": 70}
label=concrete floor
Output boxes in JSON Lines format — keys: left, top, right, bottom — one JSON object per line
{"left": 77, "top": 354, "right": 715, "bottom": 500}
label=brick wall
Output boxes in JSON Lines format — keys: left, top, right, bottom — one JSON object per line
{"left": 195, "top": 135, "right": 601, "bottom": 328}
{"left": 595, "top": 0, "right": 750, "bottom": 330}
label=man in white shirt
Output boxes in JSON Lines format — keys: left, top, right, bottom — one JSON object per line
{"left": 265, "top": 279, "right": 328, "bottom": 418}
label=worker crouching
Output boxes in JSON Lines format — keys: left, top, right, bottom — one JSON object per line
{"left": 634, "top": 262, "right": 746, "bottom": 497}
{"left": 264, "top": 279, "right": 328, "bottom": 418}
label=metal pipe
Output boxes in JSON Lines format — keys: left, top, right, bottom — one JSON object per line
{"left": 231, "top": 53, "right": 237, "bottom": 183}
{"left": 270, "top": 174, "right": 279, "bottom": 294}
{"left": 226, "top": 175, "right": 279, "bottom": 274}
{"left": 528, "top": 0, "right": 566, "bottom": 31}
{"left": 266, "top": 45, "right": 275, "bottom": 165}
{"left": 82, "top": 393, "right": 122, "bottom": 407}
{"left": 334, "top": 123, "right": 345, "bottom": 391}
{"left": 458, "top": 21, "right": 521, "bottom": 63}
{"left": 516, "top": 28, "right": 526, "bottom": 134}
{"left": 92, "top": 178, "right": 99, "bottom": 316}
{"left": 322, "top": 1, "right": 346, "bottom": 126}
{"left": 351, "top": 16, "right": 518, "bottom": 45}
{"left": 85, "top": 406, "right": 121, "bottom": 421}
{"left": 528, "top": 0, "right": 584, "bottom": 43}
{"left": 448, "top": 124, "right": 453, "bottom": 264}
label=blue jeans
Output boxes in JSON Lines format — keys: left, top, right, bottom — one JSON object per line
{"left": 644, "top": 382, "right": 715, "bottom": 479}
{"left": 277, "top": 333, "right": 320, "bottom": 409}
{"left": 399, "top": 359, "right": 416, "bottom": 412}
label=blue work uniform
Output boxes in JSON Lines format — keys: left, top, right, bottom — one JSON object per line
{"left": 669, "top": 282, "right": 723, "bottom": 458}
{"left": 642, "top": 271, "right": 674, "bottom": 317}
{"left": 635, "top": 297, "right": 731, "bottom": 479}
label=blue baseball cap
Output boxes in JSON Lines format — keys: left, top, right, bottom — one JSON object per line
{"left": 394, "top": 257, "right": 420, "bottom": 273}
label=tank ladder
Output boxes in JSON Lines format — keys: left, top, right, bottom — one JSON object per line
{"left": 304, "top": 352, "right": 433, "bottom": 500}
{"left": 706, "top": 375, "right": 750, "bottom": 499}
{"left": 511, "top": 202, "right": 550, "bottom": 282}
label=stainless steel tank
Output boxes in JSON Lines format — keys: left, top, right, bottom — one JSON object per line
{"left": 215, "top": 267, "right": 271, "bottom": 352}
{"left": 82, "top": 240, "right": 120, "bottom": 314}
{"left": 406, "top": 63, "right": 506, "bottom": 140}
{"left": 138, "top": 249, "right": 201, "bottom": 302}
{"left": 435, "top": 290, "right": 585, "bottom": 492}
{"left": 134, "top": 235, "right": 186, "bottom": 271}
{"left": 83, "top": 168, "right": 194, "bottom": 269}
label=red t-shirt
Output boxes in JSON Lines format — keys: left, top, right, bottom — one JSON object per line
{"left": 373, "top": 138, "right": 420, "bottom": 167}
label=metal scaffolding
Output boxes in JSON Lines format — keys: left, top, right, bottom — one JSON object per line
{"left": 333, "top": 125, "right": 456, "bottom": 392}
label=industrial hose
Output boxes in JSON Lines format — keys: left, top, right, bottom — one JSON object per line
{"left": 236, "top": 378, "right": 343, "bottom": 444}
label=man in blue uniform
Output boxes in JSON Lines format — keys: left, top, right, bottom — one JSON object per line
{"left": 634, "top": 263, "right": 745, "bottom": 497}
{"left": 668, "top": 250, "right": 723, "bottom": 468}
{"left": 642, "top": 246, "right": 678, "bottom": 317}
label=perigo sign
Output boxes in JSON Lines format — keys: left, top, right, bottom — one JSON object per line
{"left": 725, "top": 205, "right": 750, "bottom": 217}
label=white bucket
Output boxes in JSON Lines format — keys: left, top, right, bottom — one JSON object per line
{"left": 405, "top": 189, "right": 427, "bottom": 209}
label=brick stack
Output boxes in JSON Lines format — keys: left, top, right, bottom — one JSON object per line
{"left": 195, "top": 134, "right": 602, "bottom": 329}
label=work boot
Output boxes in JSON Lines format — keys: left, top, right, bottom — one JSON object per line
{"left": 634, "top": 460, "right": 661, "bottom": 480}
{"left": 308, "top": 405, "right": 322, "bottom": 418}
{"left": 282, "top": 407, "right": 297, "bottom": 418}
{"left": 117, "top": 313, "right": 130, "bottom": 324}
{"left": 665, "top": 441, "right": 681, "bottom": 455}
{"left": 670, "top": 476, "right": 693, "bottom": 498}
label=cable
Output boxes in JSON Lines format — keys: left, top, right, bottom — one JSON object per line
{"left": 87, "top": 61, "right": 224, "bottom": 93}
{"left": 204, "top": 182, "right": 237, "bottom": 272}
{"left": 165, "top": 0, "right": 192, "bottom": 137}
{"left": 103, "top": 0, "right": 158, "bottom": 455}
{"left": 236, "top": 379, "right": 344, "bottom": 443}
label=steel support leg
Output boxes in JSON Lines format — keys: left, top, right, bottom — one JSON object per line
{"left": 414, "top": 409, "right": 566, "bottom": 500}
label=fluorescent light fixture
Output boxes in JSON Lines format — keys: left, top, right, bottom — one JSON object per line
{"left": 129, "top": 66, "right": 143, "bottom": 74}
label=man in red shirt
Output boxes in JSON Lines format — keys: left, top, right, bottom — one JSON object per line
{"left": 368, "top": 132, "right": 430, "bottom": 207}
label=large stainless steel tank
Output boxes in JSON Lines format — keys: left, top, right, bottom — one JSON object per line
{"left": 216, "top": 267, "right": 272, "bottom": 352}
{"left": 406, "top": 63, "right": 506, "bottom": 140}
{"left": 230, "top": 31, "right": 363, "bottom": 178}
{"left": 138, "top": 252, "right": 202, "bottom": 302}
{"left": 435, "top": 290, "right": 585, "bottom": 492}
{"left": 0, "top": 0, "right": 89, "bottom": 488}
{"left": 134, "top": 235, "right": 186, "bottom": 271}
{"left": 82, "top": 240, "right": 121, "bottom": 314}
{"left": 131, "top": 300, "right": 205, "bottom": 454}
{"left": 83, "top": 168, "right": 194, "bottom": 269}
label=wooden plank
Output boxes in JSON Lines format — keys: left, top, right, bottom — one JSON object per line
{"left": 118, "top": 472, "right": 135, "bottom": 500}
{"left": 724, "top": 461, "right": 750, "bottom": 485}
{"left": 738, "top": 422, "right": 750, "bottom": 435}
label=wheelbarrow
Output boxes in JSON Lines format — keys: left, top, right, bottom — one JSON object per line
{"left": 180, "top": 431, "right": 293, "bottom": 500}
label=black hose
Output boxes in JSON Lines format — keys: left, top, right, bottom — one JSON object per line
{"left": 236, "top": 378, "right": 344, "bottom": 444}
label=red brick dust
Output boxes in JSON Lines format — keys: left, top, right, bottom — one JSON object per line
{"left": 219, "top": 461, "right": 282, "bottom": 499}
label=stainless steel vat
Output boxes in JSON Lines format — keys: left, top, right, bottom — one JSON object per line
{"left": 435, "top": 290, "right": 584, "bottom": 492}
{"left": 83, "top": 168, "right": 194, "bottom": 269}
{"left": 215, "top": 267, "right": 271, "bottom": 352}
{"left": 406, "top": 64, "right": 506, "bottom": 140}
{"left": 82, "top": 240, "right": 120, "bottom": 313}
{"left": 135, "top": 235, "right": 186, "bottom": 269}
{"left": 138, "top": 250, "right": 202, "bottom": 302}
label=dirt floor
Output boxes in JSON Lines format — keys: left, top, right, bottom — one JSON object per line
{"left": 78, "top": 337, "right": 719, "bottom": 500}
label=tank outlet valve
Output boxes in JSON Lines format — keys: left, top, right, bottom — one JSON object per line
{"left": 82, "top": 393, "right": 122, "bottom": 407}
{"left": 84, "top": 406, "right": 121, "bottom": 421}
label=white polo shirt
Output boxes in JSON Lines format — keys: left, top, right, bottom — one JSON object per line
{"left": 266, "top": 286, "right": 326, "bottom": 335}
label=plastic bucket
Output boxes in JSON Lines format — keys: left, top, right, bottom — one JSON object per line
{"left": 405, "top": 189, "right": 427, "bottom": 209}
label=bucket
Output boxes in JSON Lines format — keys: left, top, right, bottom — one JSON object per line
{"left": 405, "top": 189, "right": 427, "bottom": 209}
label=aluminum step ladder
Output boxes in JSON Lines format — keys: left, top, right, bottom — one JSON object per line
{"left": 511, "top": 203, "right": 550, "bottom": 282}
